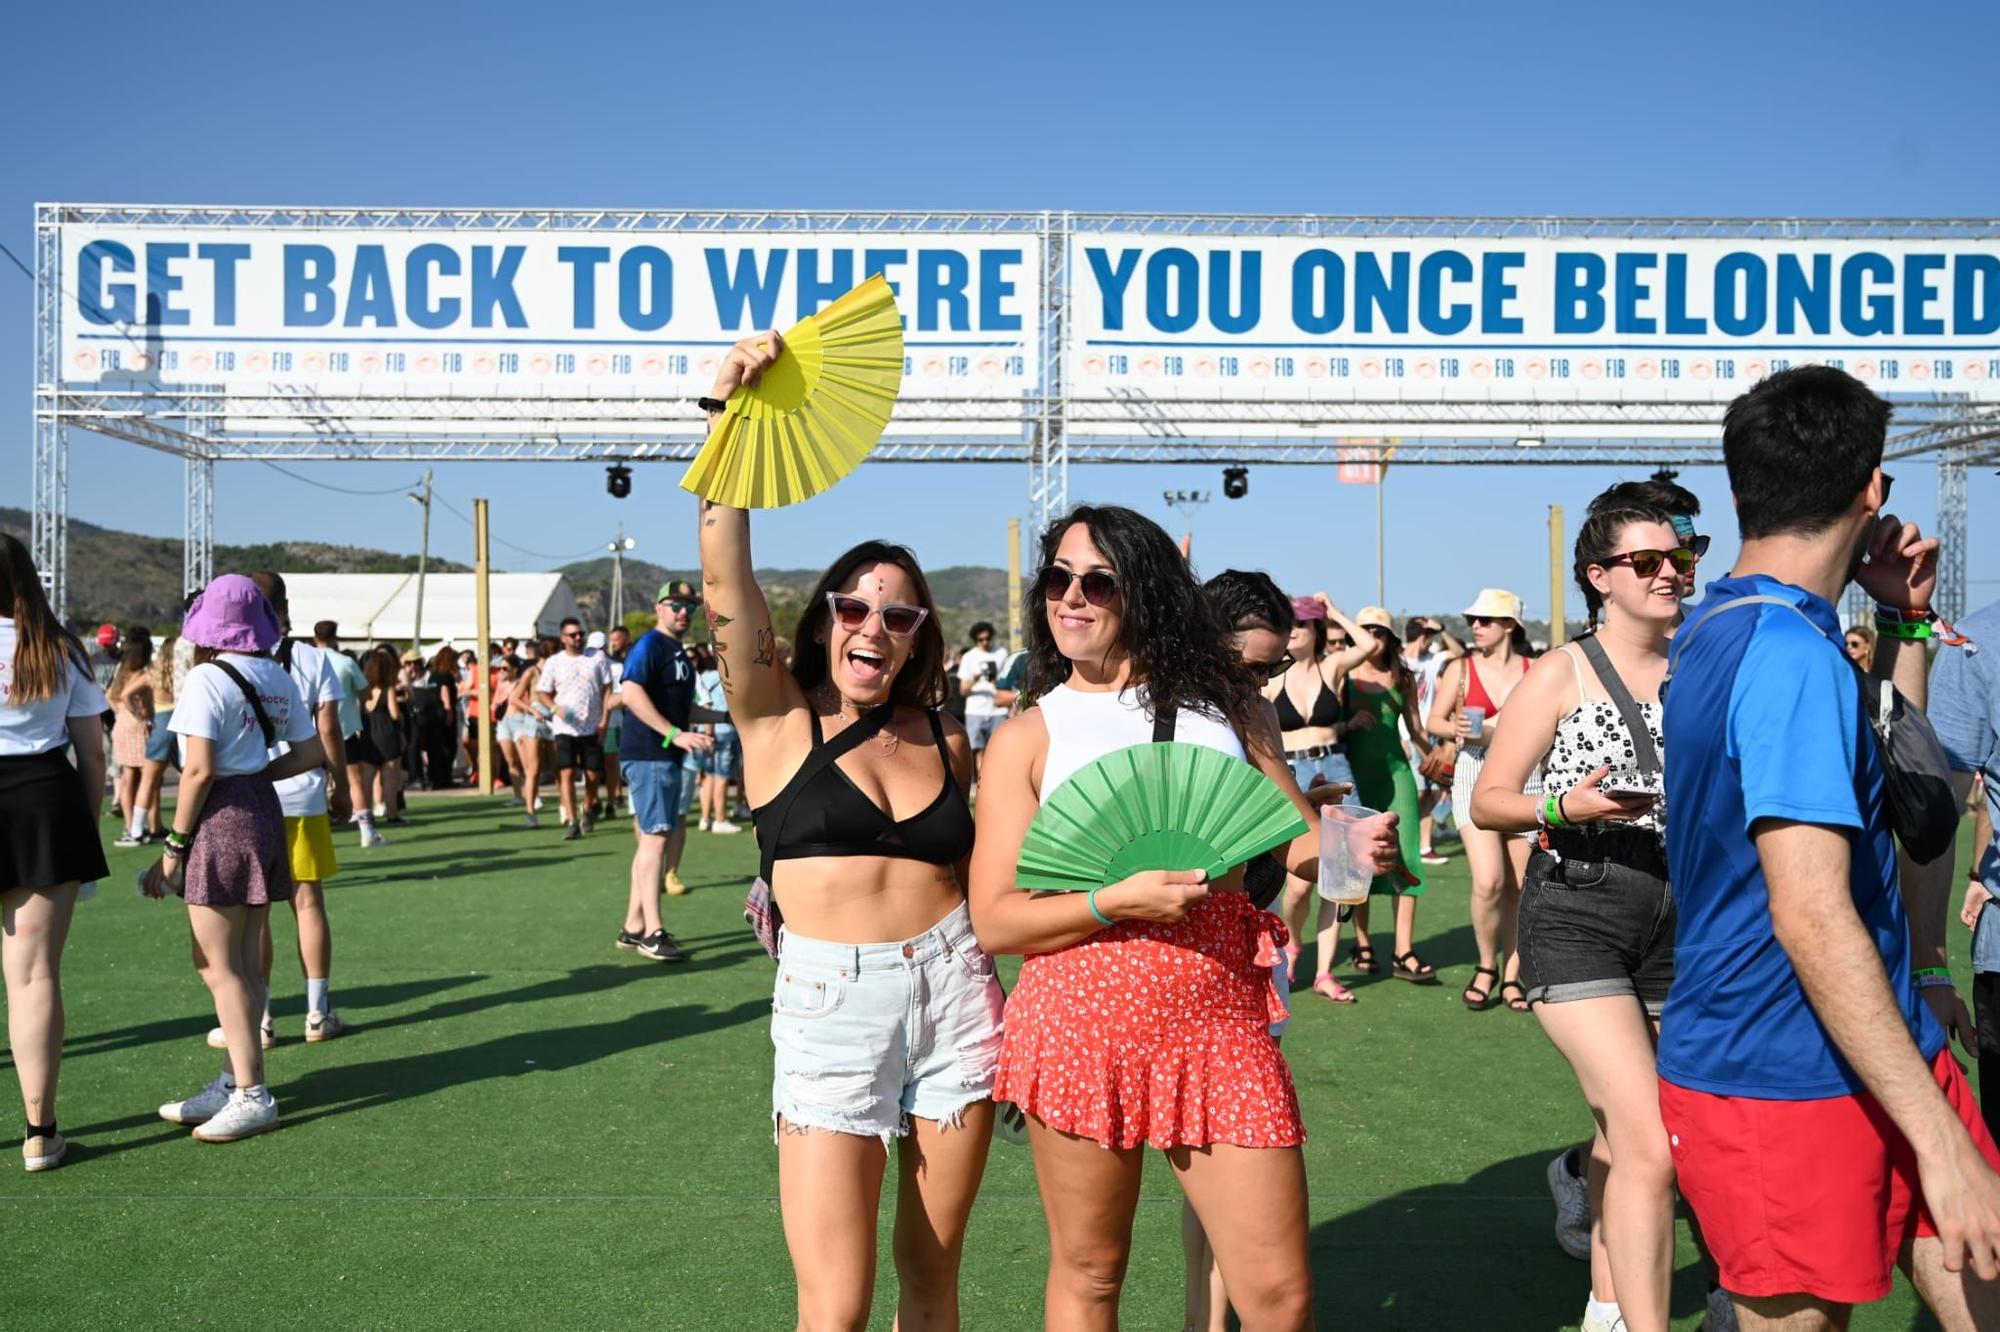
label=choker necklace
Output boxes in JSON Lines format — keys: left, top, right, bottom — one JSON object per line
{"left": 816, "top": 685, "right": 898, "bottom": 754}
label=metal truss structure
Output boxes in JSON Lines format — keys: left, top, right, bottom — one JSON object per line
{"left": 31, "top": 205, "right": 1999, "bottom": 620}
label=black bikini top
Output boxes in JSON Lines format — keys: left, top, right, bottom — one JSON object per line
{"left": 1274, "top": 670, "right": 1341, "bottom": 731}
{"left": 752, "top": 703, "right": 975, "bottom": 885}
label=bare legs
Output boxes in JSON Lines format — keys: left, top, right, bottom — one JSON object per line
{"left": 1030, "top": 1119, "right": 1313, "bottom": 1332}
{"left": 189, "top": 904, "right": 267, "bottom": 1088}
{"left": 1728, "top": 1236, "right": 2000, "bottom": 1330}
{"left": 136, "top": 758, "right": 169, "bottom": 835}
{"left": 778, "top": 1109, "right": 995, "bottom": 1331}
{"left": 626, "top": 828, "right": 667, "bottom": 937}
{"left": 2, "top": 884, "right": 79, "bottom": 1128}
{"left": 1461, "top": 825, "right": 1521, "bottom": 985}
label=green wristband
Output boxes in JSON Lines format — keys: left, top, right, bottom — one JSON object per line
{"left": 1086, "top": 885, "right": 1114, "bottom": 927}
{"left": 1543, "top": 793, "right": 1567, "bottom": 829}
{"left": 659, "top": 724, "right": 680, "bottom": 750}
{"left": 1876, "top": 619, "right": 1933, "bottom": 640}
{"left": 1912, "top": 966, "right": 1951, "bottom": 980}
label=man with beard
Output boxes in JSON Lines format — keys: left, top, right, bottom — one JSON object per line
{"left": 1659, "top": 366, "right": 2000, "bottom": 1329}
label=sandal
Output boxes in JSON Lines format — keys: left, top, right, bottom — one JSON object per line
{"left": 1462, "top": 965, "right": 1500, "bottom": 1010}
{"left": 1499, "top": 979, "right": 1531, "bottom": 1012}
{"left": 1348, "top": 945, "right": 1379, "bottom": 976}
{"left": 1391, "top": 951, "right": 1440, "bottom": 984}
{"left": 1312, "top": 974, "right": 1358, "bottom": 1005}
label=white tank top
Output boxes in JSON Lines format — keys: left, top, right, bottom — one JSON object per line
{"left": 1035, "top": 683, "right": 1246, "bottom": 799}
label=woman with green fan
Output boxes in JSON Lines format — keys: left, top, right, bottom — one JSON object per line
{"left": 969, "top": 504, "right": 1383, "bottom": 1331}
{"left": 692, "top": 328, "right": 1004, "bottom": 1332}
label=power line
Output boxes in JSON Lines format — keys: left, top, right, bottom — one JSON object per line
{"left": 255, "top": 458, "right": 423, "bottom": 496}
{"left": 0, "top": 240, "right": 31, "bottom": 281}
{"left": 432, "top": 493, "right": 602, "bottom": 563}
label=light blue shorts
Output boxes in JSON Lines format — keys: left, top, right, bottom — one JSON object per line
{"left": 772, "top": 900, "right": 1005, "bottom": 1143}
{"left": 624, "top": 759, "right": 684, "bottom": 836}
{"left": 1288, "top": 748, "right": 1359, "bottom": 804}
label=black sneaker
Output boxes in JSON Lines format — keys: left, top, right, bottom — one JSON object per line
{"left": 563, "top": 822, "right": 582, "bottom": 842}
{"left": 615, "top": 928, "right": 644, "bottom": 952}
{"left": 580, "top": 811, "right": 596, "bottom": 836}
{"left": 638, "top": 931, "right": 689, "bottom": 963}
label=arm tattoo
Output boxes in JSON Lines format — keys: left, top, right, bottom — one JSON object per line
{"left": 709, "top": 611, "right": 733, "bottom": 629}
{"left": 753, "top": 629, "right": 776, "bottom": 668}
{"left": 715, "top": 649, "right": 733, "bottom": 691}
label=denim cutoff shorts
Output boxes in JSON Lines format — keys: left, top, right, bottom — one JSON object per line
{"left": 1287, "top": 748, "right": 1358, "bottom": 804}
{"left": 1517, "top": 835, "right": 1675, "bottom": 1016}
{"left": 144, "top": 710, "right": 176, "bottom": 764}
{"left": 771, "top": 899, "right": 1005, "bottom": 1143}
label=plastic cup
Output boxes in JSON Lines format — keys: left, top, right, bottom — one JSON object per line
{"left": 1317, "top": 803, "right": 1390, "bottom": 904}
{"left": 1463, "top": 705, "right": 1486, "bottom": 742}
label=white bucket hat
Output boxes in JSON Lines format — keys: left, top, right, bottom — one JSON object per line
{"left": 1463, "top": 588, "right": 1525, "bottom": 622}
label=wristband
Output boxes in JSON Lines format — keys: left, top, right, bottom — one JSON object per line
{"left": 696, "top": 397, "right": 728, "bottom": 415}
{"left": 1543, "top": 793, "right": 1567, "bottom": 829}
{"left": 1875, "top": 618, "right": 1933, "bottom": 640}
{"left": 1086, "top": 885, "right": 1114, "bottom": 927}
{"left": 1875, "top": 604, "right": 1934, "bottom": 623}
{"left": 164, "top": 830, "right": 192, "bottom": 853}
{"left": 1913, "top": 966, "right": 1951, "bottom": 981}
{"left": 1916, "top": 973, "right": 1956, "bottom": 990}
{"left": 659, "top": 724, "right": 681, "bottom": 750}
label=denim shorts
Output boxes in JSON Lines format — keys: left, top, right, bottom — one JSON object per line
{"left": 144, "top": 710, "right": 175, "bottom": 763}
{"left": 1517, "top": 838, "right": 1675, "bottom": 1015}
{"left": 623, "top": 759, "right": 684, "bottom": 836}
{"left": 771, "top": 900, "right": 1005, "bottom": 1143}
{"left": 964, "top": 711, "right": 1003, "bottom": 752}
{"left": 1287, "top": 748, "right": 1358, "bottom": 802}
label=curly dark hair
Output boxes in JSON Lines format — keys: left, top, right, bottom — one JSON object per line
{"left": 1203, "top": 569, "right": 1294, "bottom": 637}
{"left": 1018, "top": 505, "right": 1265, "bottom": 736}
{"left": 792, "top": 540, "right": 947, "bottom": 709}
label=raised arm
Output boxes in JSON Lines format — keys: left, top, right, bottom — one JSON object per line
{"left": 695, "top": 334, "right": 805, "bottom": 732}
{"left": 1318, "top": 594, "right": 1375, "bottom": 674}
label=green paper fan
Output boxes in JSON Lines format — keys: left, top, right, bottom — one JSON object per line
{"left": 1015, "top": 742, "right": 1308, "bottom": 892}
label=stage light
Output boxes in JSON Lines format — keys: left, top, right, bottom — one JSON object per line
{"left": 606, "top": 464, "right": 632, "bottom": 499}
{"left": 1222, "top": 466, "right": 1248, "bottom": 499}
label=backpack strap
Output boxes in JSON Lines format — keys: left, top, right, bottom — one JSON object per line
{"left": 1576, "top": 634, "right": 1661, "bottom": 777}
{"left": 1152, "top": 701, "right": 1178, "bottom": 742}
{"left": 207, "top": 659, "right": 277, "bottom": 750}
{"left": 1666, "top": 594, "right": 1822, "bottom": 689}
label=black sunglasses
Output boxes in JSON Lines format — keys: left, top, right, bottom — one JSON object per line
{"left": 1602, "top": 547, "right": 1699, "bottom": 579}
{"left": 1467, "top": 614, "right": 1505, "bottom": 628}
{"left": 1252, "top": 653, "right": 1295, "bottom": 682}
{"left": 1880, "top": 470, "right": 1895, "bottom": 506}
{"left": 825, "top": 592, "right": 928, "bottom": 637}
{"left": 1038, "top": 565, "right": 1120, "bottom": 607}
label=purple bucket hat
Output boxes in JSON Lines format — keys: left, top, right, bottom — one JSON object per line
{"left": 1291, "top": 595, "right": 1326, "bottom": 622}
{"left": 181, "top": 574, "right": 281, "bottom": 653}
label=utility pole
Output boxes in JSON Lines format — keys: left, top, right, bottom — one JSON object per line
{"left": 475, "top": 499, "right": 493, "bottom": 794}
{"left": 1548, "top": 504, "right": 1567, "bottom": 647}
{"left": 410, "top": 468, "right": 434, "bottom": 655}
{"left": 1375, "top": 449, "right": 1388, "bottom": 608}
{"left": 608, "top": 524, "right": 635, "bottom": 630}
{"left": 1006, "top": 517, "right": 1023, "bottom": 652}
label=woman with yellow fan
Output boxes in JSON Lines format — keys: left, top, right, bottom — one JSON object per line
{"left": 691, "top": 306, "right": 1003, "bottom": 1332}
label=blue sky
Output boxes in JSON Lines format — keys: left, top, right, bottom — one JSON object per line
{"left": 4, "top": 1, "right": 1997, "bottom": 620}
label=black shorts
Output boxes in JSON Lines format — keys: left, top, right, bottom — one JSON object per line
{"left": 0, "top": 749, "right": 111, "bottom": 892}
{"left": 1516, "top": 838, "right": 1675, "bottom": 1016}
{"left": 553, "top": 734, "right": 604, "bottom": 774}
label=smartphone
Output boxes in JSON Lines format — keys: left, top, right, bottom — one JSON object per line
{"left": 1601, "top": 770, "right": 1660, "bottom": 799}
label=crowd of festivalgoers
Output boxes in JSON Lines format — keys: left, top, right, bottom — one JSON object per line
{"left": 5, "top": 355, "right": 2000, "bottom": 1332}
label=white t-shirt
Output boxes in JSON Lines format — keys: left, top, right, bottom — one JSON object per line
{"left": 958, "top": 645, "right": 1011, "bottom": 718}
{"left": 171, "top": 653, "right": 313, "bottom": 777}
{"left": 272, "top": 641, "right": 344, "bottom": 817}
{"left": 537, "top": 650, "right": 613, "bottom": 737}
{"left": 0, "top": 619, "right": 108, "bottom": 757}
{"left": 1406, "top": 648, "right": 1447, "bottom": 721}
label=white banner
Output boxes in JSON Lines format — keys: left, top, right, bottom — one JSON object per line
{"left": 57, "top": 228, "right": 1041, "bottom": 406}
{"left": 1068, "top": 234, "right": 2000, "bottom": 407}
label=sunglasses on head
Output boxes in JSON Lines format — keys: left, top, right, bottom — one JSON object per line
{"left": 824, "top": 592, "right": 928, "bottom": 637}
{"left": 1601, "top": 547, "right": 1699, "bottom": 579}
{"left": 1038, "top": 565, "right": 1120, "bottom": 607}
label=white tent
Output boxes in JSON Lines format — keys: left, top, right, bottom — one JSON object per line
{"left": 281, "top": 573, "right": 583, "bottom": 649}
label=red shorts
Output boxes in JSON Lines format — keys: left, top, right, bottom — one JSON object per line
{"left": 1660, "top": 1048, "right": 2000, "bottom": 1304}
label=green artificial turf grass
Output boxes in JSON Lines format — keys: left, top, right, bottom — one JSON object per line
{"left": 4, "top": 795, "right": 1954, "bottom": 1329}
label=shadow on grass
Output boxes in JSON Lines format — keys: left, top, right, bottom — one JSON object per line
{"left": 1309, "top": 1149, "right": 1717, "bottom": 1329}
{"left": 275, "top": 996, "right": 769, "bottom": 1129}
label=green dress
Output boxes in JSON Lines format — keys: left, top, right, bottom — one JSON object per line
{"left": 1342, "top": 679, "right": 1425, "bottom": 897}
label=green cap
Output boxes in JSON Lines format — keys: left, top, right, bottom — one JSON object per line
{"left": 656, "top": 579, "right": 701, "bottom": 605}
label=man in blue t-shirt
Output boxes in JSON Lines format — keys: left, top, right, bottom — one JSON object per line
{"left": 613, "top": 580, "right": 722, "bottom": 963}
{"left": 1660, "top": 366, "right": 2000, "bottom": 1325}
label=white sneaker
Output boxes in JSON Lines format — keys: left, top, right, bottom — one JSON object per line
{"left": 305, "top": 1010, "right": 347, "bottom": 1042}
{"left": 1548, "top": 1149, "right": 1592, "bottom": 1261}
{"left": 192, "top": 1085, "right": 280, "bottom": 1142}
{"left": 698, "top": 818, "right": 710, "bottom": 833}
{"left": 159, "top": 1072, "right": 235, "bottom": 1125}
{"left": 1703, "top": 1286, "right": 1739, "bottom": 1332}
{"left": 359, "top": 825, "right": 388, "bottom": 848}
{"left": 206, "top": 1020, "right": 276, "bottom": 1051}
{"left": 524, "top": 811, "right": 540, "bottom": 829}
{"left": 1580, "top": 1301, "right": 1626, "bottom": 1332}
{"left": 22, "top": 1130, "right": 67, "bottom": 1172}
{"left": 113, "top": 830, "right": 145, "bottom": 848}
{"left": 709, "top": 819, "right": 742, "bottom": 835}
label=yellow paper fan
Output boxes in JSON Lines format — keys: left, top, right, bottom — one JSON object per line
{"left": 679, "top": 273, "right": 904, "bottom": 508}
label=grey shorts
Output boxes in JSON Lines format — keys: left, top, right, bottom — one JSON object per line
{"left": 963, "top": 712, "right": 1003, "bottom": 752}
{"left": 1517, "top": 843, "right": 1675, "bottom": 1016}
{"left": 771, "top": 900, "right": 1005, "bottom": 1143}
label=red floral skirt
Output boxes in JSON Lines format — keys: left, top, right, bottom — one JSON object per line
{"left": 996, "top": 891, "right": 1304, "bottom": 1150}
